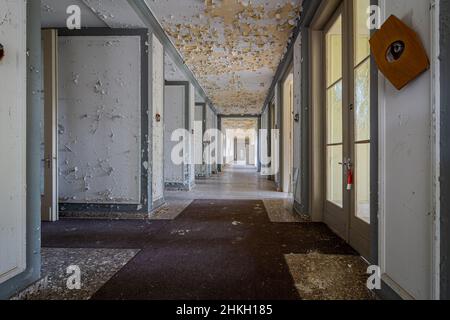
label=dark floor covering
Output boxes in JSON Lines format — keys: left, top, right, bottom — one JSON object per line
{"left": 42, "top": 200, "right": 358, "bottom": 300}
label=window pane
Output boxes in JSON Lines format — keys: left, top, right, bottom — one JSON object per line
{"left": 327, "top": 145, "right": 343, "bottom": 208}
{"left": 355, "top": 143, "right": 370, "bottom": 224}
{"left": 327, "top": 81, "right": 343, "bottom": 144}
{"left": 326, "top": 15, "right": 343, "bottom": 86}
{"left": 354, "top": 60, "right": 370, "bottom": 141}
{"left": 354, "top": 0, "right": 371, "bottom": 66}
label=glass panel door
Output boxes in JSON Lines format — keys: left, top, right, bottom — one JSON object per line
{"left": 348, "top": 0, "right": 371, "bottom": 259}
{"left": 352, "top": 0, "right": 371, "bottom": 225}
{"left": 325, "top": 15, "right": 344, "bottom": 208}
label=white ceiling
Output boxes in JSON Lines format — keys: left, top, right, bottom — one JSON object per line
{"left": 147, "top": 0, "right": 302, "bottom": 115}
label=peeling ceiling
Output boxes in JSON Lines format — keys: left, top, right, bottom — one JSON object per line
{"left": 148, "top": 0, "right": 302, "bottom": 115}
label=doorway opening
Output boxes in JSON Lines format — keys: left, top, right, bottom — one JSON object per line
{"left": 310, "top": 0, "right": 372, "bottom": 258}
{"left": 221, "top": 117, "right": 259, "bottom": 170}
{"left": 282, "top": 71, "right": 294, "bottom": 195}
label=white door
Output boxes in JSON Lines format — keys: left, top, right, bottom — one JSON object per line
{"left": 0, "top": 0, "right": 27, "bottom": 284}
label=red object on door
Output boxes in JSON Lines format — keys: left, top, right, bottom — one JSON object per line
{"left": 347, "top": 169, "right": 353, "bottom": 191}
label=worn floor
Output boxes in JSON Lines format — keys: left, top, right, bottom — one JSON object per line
{"left": 20, "top": 166, "right": 373, "bottom": 300}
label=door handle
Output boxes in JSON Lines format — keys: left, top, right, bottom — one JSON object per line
{"left": 338, "top": 158, "right": 353, "bottom": 170}
{"left": 42, "top": 157, "right": 53, "bottom": 169}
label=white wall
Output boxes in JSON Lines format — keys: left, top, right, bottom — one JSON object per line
{"left": 58, "top": 36, "right": 142, "bottom": 204}
{"left": 151, "top": 34, "right": 164, "bottom": 204}
{"left": 0, "top": 0, "right": 27, "bottom": 284}
{"left": 379, "top": 0, "right": 434, "bottom": 299}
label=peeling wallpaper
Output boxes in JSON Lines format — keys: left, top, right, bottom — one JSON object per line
{"left": 148, "top": 0, "right": 302, "bottom": 115}
{"left": 58, "top": 36, "right": 142, "bottom": 204}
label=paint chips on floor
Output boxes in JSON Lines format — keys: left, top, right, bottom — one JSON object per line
{"left": 263, "top": 199, "right": 311, "bottom": 223}
{"left": 284, "top": 252, "right": 374, "bottom": 300}
{"left": 150, "top": 199, "right": 193, "bottom": 220}
{"left": 13, "top": 248, "right": 139, "bottom": 300}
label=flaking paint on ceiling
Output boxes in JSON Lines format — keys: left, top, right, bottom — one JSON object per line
{"left": 147, "top": 0, "right": 302, "bottom": 115}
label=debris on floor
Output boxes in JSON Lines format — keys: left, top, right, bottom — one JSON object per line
{"left": 13, "top": 248, "right": 139, "bottom": 300}
{"left": 285, "top": 252, "right": 375, "bottom": 300}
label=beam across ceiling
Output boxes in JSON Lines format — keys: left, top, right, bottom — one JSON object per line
{"left": 127, "top": 0, "right": 212, "bottom": 106}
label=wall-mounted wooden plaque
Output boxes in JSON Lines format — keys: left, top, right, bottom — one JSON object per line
{"left": 370, "top": 15, "right": 429, "bottom": 90}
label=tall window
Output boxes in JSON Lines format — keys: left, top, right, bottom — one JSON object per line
{"left": 353, "top": 0, "right": 371, "bottom": 224}
{"left": 326, "top": 15, "right": 344, "bottom": 208}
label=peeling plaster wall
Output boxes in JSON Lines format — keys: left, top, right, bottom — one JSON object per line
{"left": 151, "top": 34, "right": 164, "bottom": 205}
{"left": 58, "top": 36, "right": 142, "bottom": 204}
{"left": 379, "top": 0, "right": 433, "bottom": 300}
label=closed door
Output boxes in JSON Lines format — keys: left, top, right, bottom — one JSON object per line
{"left": 323, "top": 0, "right": 371, "bottom": 259}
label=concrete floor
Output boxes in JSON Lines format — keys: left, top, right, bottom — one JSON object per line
{"left": 14, "top": 165, "right": 373, "bottom": 300}
{"left": 166, "top": 164, "right": 290, "bottom": 201}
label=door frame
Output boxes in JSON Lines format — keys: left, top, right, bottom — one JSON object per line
{"left": 281, "top": 69, "right": 294, "bottom": 194}
{"left": 322, "top": 3, "right": 349, "bottom": 242}
{"left": 42, "top": 29, "right": 59, "bottom": 222}
{"left": 56, "top": 28, "right": 151, "bottom": 214}
{"left": 310, "top": 0, "right": 372, "bottom": 259}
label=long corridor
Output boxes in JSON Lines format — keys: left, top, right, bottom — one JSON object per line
{"left": 18, "top": 167, "right": 372, "bottom": 300}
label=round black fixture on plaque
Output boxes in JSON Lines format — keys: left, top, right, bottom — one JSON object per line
{"left": 0, "top": 43, "right": 4, "bottom": 61}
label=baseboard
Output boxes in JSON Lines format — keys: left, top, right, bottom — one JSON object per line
{"left": 165, "top": 182, "right": 192, "bottom": 191}
{"left": 373, "top": 279, "right": 404, "bottom": 300}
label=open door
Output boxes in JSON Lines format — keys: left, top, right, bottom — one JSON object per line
{"left": 41, "top": 29, "right": 59, "bottom": 222}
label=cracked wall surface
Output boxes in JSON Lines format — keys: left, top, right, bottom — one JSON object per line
{"left": 148, "top": 0, "right": 302, "bottom": 115}
{"left": 58, "top": 36, "right": 142, "bottom": 204}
